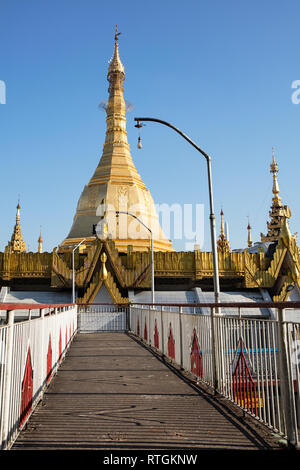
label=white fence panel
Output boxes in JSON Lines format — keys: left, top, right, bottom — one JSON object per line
{"left": 0, "top": 305, "right": 77, "bottom": 449}
{"left": 129, "top": 304, "right": 300, "bottom": 446}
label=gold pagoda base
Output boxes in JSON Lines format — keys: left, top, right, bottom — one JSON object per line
{"left": 59, "top": 236, "right": 174, "bottom": 253}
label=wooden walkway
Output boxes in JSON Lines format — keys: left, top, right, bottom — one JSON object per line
{"left": 12, "top": 333, "right": 282, "bottom": 451}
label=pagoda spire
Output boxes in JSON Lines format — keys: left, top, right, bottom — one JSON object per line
{"left": 62, "top": 30, "right": 173, "bottom": 253}
{"left": 217, "top": 209, "right": 230, "bottom": 253}
{"left": 247, "top": 218, "right": 253, "bottom": 248}
{"left": 5, "top": 202, "right": 27, "bottom": 253}
{"left": 38, "top": 227, "right": 43, "bottom": 253}
{"left": 89, "top": 27, "right": 145, "bottom": 188}
{"left": 261, "top": 149, "right": 291, "bottom": 243}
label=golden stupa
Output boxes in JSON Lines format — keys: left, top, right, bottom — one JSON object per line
{"left": 61, "top": 28, "right": 172, "bottom": 253}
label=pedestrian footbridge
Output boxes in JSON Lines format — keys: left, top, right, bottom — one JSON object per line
{"left": 1, "top": 302, "right": 299, "bottom": 451}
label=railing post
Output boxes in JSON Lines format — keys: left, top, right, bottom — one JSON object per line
{"left": 127, "top": 305, "right": 131, "bottom": 332}
{"left": 160, "top": 305, "right": 164, "bottom": 357}
{"left": 39, "top": 308, "right": 45, "bottom": 397}
{"left": 1, "top": 310, "right": 15, "bottom": 450}
{"left": 210, "top": 307, "right": 218, "bottom": 393}
{"left": 278, "top": 307, "right": 297, "bottom": 446}
{"left": 179, "top": 306, "right": 183, "bottom": 369}
{"left": 148, "top": 305, "right": 151, "bottom": 346}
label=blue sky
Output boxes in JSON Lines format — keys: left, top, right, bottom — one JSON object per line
{"left": 0, "top": 0, "right": 299, "bottom": 252}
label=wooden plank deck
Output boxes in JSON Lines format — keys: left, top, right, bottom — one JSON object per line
{"left": 12, "top": 333, "right": 282, "bottom": 451}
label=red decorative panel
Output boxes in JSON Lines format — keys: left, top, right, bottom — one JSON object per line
{"left": 144, "top": 319, "right": 148, "bottom": 341}
{"left": 168, "top": 324, "right": 175, "bottom": 360}
{"left": 20, "top": 347, "right": 33, "bottom": 428}
{"left": 46, "top": 335, "right": 52, "bottom": 385}
{"left": 232, "top": 338, "right": 258, "bottom": 416}
{"left": 65, "top": 327, "right": 68, "bottom": 348}
{"left": 137, "top": 318, "right": 140, "bottom": 336}
{"left": 191, "top": 329, "right": 203, "bottom": 378}
{"left": 154, "top": 320, "right": 159, "bottom": 349}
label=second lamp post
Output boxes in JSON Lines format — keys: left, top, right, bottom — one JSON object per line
{"left": 116, "top": 211, "right": 155, "bottom": 305}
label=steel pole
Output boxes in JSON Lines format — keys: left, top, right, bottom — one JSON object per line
{"left": 72, "top": 249, "right": 75, "bottom": 304}
{"left": 117, "top": 211, "right": 155, "bottom": 306}
{"left": 150, "top": 230, "right": 155, "bottom": 305}
{"left": 134, "top": 117, "right": 220, "bottom": 393}
{"left": 278, "top": 307, "right": 297, "bottom": 446}
{"left": 72, "top": 240, "right": 85, "bottom": 304}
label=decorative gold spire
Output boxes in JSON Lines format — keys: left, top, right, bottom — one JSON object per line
{"left": 38, "top": 227, "right": 43, "bottom": 253}
{"left": 261, "top": 149, "right": 291, "bottom": 243}
{"left": 89, "top": 28, "right": 145, "bottom": 188}
{"left": 247, "top": 218, "right": 253, "bottom": 248}
{"left": 62, "top": 29, "right": 173, "bottom": 253}
{"left": 217, "top": 209, "right": 230, "bottom": 253}
{"left": 5, "top": 202, "right": 27, "bottom": 253}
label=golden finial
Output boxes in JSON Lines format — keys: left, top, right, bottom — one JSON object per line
{"left": 115, "top": 24, "right": 121, "bottom": 42}
{"left": 100, "top": 252, "right": 108, "bottom": 280}
{"left": 270, "top": 147, "right": 278, "bottom": 175}
{"left": 108, "top": 25, "right": 124, "bottom": 76}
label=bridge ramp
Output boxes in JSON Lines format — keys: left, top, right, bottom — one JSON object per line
{"left": 12, "top": 333, "right": 281, "bottom": 450}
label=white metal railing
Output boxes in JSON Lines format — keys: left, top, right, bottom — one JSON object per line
{"left": 129, "top": 302, "right": 300, "bottom": 447}
{"left": 0, "top": 303, "right": 77, "bottom": 450}
{"left": 77, "top": 304, "right": 129, "bottom": 332}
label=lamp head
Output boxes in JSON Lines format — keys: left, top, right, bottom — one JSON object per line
{"left": 134, "top": 120, "right": 143, "bottom": 128}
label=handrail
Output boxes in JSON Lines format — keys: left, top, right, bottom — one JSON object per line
{"left": 0, "top": 303, "right": 75, "bottom": 310}
{"left": 77, "top": 301, "right": 300, "bottom": 308}
{"left": 130, "top": 301, "right": 300, "bottom": 309}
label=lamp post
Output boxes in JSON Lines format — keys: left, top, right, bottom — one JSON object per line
{"left": 72, "top": 239, "right": 85, "bottom": 304}
{"left": 134, "top": 117, "right": 220, "bottom": 306}
{"left": 134, "top": 117, "right": 220, "bottom": 391}
{"left": 116, "top": 211, "right": 155, "bottom": 305}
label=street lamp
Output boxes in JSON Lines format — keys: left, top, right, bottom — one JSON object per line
{"left": 134, "top": 117, "right": 220, "bottom": 306}
{"left": 72, "top": 239, "right": 85, "bottom": 304}
{"left": 116, "top": 211, "right": 155, "bottom": 305}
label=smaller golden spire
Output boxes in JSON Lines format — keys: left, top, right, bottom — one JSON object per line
{"left": 261, "top": 148, "right": 291, "bottom": 243}
{"left": 217, "top": 209, "right": 230, "bottom": 253}
{"left": 247, "top": 217, "right": 253, "bottom": 248}
{"left": 38, "top": 226, "right": 43, "bottom": 253}
{"left": 5, "top": 201, "right": 27, "bottom": 254}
